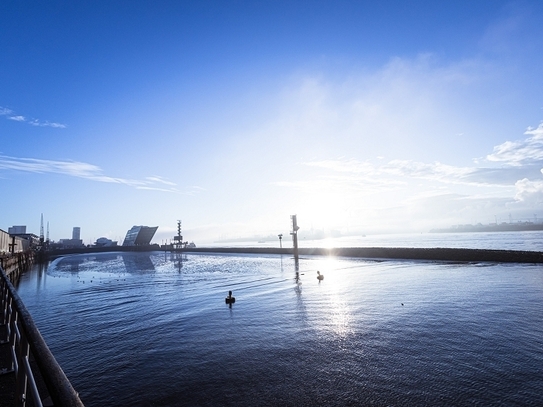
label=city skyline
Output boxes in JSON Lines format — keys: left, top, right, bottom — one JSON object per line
{"left": 2, "top": 1, "right": 543, "bottom": 244}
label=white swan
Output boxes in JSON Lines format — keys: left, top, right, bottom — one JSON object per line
{"left": 317, "top": 271, "right": 324, "bottom": 280}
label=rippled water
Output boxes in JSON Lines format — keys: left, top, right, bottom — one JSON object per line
{"left": 16, "top": 251, "right": 543, "bottom": 406}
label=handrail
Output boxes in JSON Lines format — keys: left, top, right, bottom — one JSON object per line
{"left": 1, "top": 265, "right": 84, "bottom": 406}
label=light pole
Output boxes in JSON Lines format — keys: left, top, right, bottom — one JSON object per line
{"left": 291, "top": 215, "right": 300, "bottom": 270}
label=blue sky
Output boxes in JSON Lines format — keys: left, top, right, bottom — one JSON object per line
{"left": 2, "top": 1, "right": 543, "bottom": 244}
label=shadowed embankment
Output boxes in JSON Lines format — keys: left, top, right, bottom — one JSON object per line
{"left": 183, "top": 247, "right": 543, "bottom": 263}
{"left": 44, "top": 245, "right": 543, "bottom": 263}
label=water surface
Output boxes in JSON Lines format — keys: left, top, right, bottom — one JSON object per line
{"left": 16, "top": 251, "right": 543, "bottom": 406}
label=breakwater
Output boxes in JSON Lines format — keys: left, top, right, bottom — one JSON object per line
{"left": 182, "top": 246, "right": 543, "bottom": 263}
{"left": 42, "top": 245, "right": 543, "bottom": 263}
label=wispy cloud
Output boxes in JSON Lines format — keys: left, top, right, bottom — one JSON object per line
{"left": 0, "top": 106, "right": 67, "bottom": 128}
{"left": 30, "top": 120, "right": 67, "bottom": 128}
{"left": 145, "top": 176, "right": 177, "bottom": 186}
{"left": 0, "top": 155, "right": 200, "bottom": 194}
{"left": 302, "top": 158, "right": 518, "bottom": 189}
{"left": 486, "top": 123, "right": 543, "bottom": 166}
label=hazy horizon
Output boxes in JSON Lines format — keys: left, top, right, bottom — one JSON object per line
{"left": 3, "top": 1, "right": 543, "bottom": 245}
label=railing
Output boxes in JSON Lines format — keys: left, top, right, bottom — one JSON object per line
{"left": 1, "top": 264, "right": 84, "bottom": 406}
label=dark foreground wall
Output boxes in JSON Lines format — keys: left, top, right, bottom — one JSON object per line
{"left": 45, "top": 246, "right": 543, "bottom": 263}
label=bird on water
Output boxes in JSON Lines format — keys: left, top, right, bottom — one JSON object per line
{"left": 225, "top": 290, "right": 236, "bottom": 304}
{"left": 317, "top": 271, "right": 324, "bottom": 281}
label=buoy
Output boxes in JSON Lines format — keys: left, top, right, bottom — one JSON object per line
{"left": 317, "top": 271, "right": 324, "bottom": 281}
{"left": 225, "top": 290, "right": 236, "bottom": 304}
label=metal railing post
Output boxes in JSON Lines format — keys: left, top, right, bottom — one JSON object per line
{"left": 15, "top": 329, "right": 29, "bottom": 406}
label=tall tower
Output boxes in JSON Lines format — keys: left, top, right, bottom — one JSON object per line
{"left": 72, "top": 227, "right": 81, "bottom": 240}
{"left": 40, "top": 213, "right": 44, "bottom": 245}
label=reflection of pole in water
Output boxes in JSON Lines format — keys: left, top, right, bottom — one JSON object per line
{"left": 169, "top": 249, "right": 185, "bottom": 272}
{"left": 174, "top": 252, "right": 184, "bottom": 273}
{"left": 36, "top": 261, "right": 48, "bottom": 290}
{"left": 294, "top": 270, "right": 304, "bottom": 314}
{"left": 290, "top": 215, "right": 300, "bottom": 271}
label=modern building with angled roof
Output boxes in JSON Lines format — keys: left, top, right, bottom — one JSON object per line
{"left": 122, "top": 226, "right": 158, "bottom": 246}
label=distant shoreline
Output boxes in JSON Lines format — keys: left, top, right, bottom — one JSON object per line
{"left": 43, "top": 246, "right": 543, "bottom": 264}
{"left": 430, "top": 223, "right": 543, "bottom": 233}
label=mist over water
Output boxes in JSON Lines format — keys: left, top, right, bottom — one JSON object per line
{"left": 15, "top": 235, "right": 543, "bottom": 406}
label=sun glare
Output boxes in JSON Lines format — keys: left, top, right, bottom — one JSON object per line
{"left": 296, "top": 187, "right": 351, "bottom": 232}
{"left": 309, "top": 257, "right": 354, "bottom": 339}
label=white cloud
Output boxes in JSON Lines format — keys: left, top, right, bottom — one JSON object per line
{"left": 145, "top": 176, "right": 177, "bottom": 186}
{"left": 0, "top": 155, "right": 183, "bottom": 193}
{"left": 380, "top": 160, "right": 475, "bottom": 183}
{"left": 514, "top": 178, "right": 543, "bottom": 203}
{"left": 0, "top": 106, "right": 67, "bottom": 128}
{"left": 30, "top": 120, "right": 68, "bottom": 128}
{"left": 486, "top": 123, "right": 543, "bottom": 166}
{"left": 302, "top": 157, "right": 515, "bottom": 189}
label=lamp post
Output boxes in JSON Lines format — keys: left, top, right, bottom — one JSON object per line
{"left": 278, "top": 234, "right": 283, "bottom": 249}
{"left": 291, "top": 215, "right": 300, "bottom": 270}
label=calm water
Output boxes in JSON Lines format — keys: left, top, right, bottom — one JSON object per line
{"left": 15, "top": 236, "right": 543, "bottom": 406}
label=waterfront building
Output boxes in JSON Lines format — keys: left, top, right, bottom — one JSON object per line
{"left": 58, "top": 238, "right": 84, "bottom": 248}
{"left": 94, "top": 237, "right": 118, "bottom": 247}
{"left": 5, "top": 225, "right": 40, "bottom": 250}
{"left": 56, "top": 226, "right": 85, "bottom": 249}
{"left": 122, "top": 226, "right": 158, "bottom": 246}
{"left": 8, "top": 225, "right": 26, "bottom": 234}
{"left": 1, "top": 228, "right": 31, "bottom": 253}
